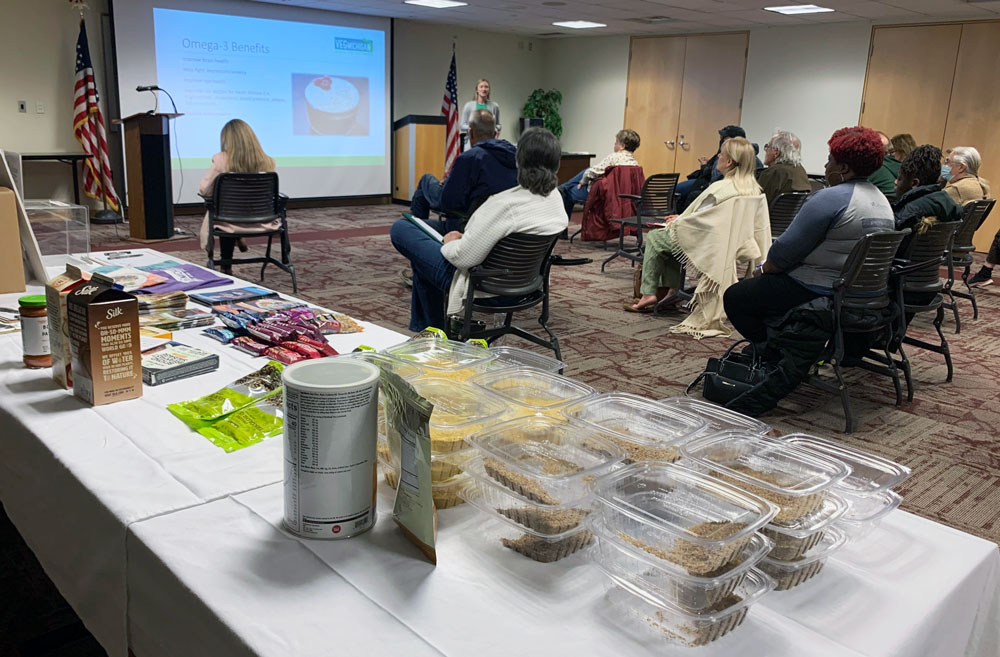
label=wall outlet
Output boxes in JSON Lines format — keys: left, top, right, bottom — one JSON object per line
{"left": 17, "top": 100, "right": 27, "bottom": 113}
{"left": 35, "top": 101, "right": 45, "bottom": 114}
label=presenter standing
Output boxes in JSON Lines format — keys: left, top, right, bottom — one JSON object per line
{"left": 461, "top": 79, "right": 500, "bottom": 150}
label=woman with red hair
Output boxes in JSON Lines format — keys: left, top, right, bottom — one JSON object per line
{"left": 723, "top": 126, "right": 896, "bottom": 344}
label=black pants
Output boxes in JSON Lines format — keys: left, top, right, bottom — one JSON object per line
{"left": 988, "top": 229, "right": 1000, "bottom": 264}
{"left": 219, "top": 236, "right": 236, "bottom": 263}
{"left": 724, "top": 273, "right": 823, "bottom": 343}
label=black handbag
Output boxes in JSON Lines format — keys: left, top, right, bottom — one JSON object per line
{"left": 686, "top": 340, "right": 768, "bottom": 405}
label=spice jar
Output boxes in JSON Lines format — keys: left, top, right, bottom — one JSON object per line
{"left": 18, "top": 295, "right": 51, "bottom": 368}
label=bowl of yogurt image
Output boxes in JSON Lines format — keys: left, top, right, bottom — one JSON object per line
{"left": 304, "top": 75, "right": 361, "bottom": 135}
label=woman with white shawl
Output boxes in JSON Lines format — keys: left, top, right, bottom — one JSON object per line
{"left": 625, "top": 137, "right": 771, "bottom": 339}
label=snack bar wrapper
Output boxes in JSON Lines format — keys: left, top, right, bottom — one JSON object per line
{"left": 380, "top": 368, "right": 437, "bottom": 564}
{"left": 167, "top": 361, "right": 284, "bottom": 429}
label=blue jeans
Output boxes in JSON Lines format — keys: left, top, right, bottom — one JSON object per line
{"left": 390, "top": 218, "right": 456, "bottom": 332}
{"left": 559, "top": 169, "right": 589, "bottom": 217}
{"left": 410, "top": 174, "right": 444, "bottom": 220}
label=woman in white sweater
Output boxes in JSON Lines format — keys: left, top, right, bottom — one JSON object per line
{"left": 390, "top": 128, "right": 568, "bottom": 332}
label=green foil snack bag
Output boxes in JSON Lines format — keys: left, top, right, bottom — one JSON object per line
{"left": 380, "top": 368, "right": 437, "bottom": 564}
{"left": 197, "top": 390, "right": 284, "bottom": 452}
{"left": 167, "top": 361, "right": 284, "bottom": 429}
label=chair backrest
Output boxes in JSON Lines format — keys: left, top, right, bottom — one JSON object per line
{"left": 899, "top": 220, "right": 958, "bottom": 293}
{"left": 836, "top": 230, "right": 908, "bottom": 306}
{"left": 768, "top": 191, "right": 811, "bottom": 238}
{"left": 212, "top": 172, "right": 281, "bottom": 223}
{"left": 474, "top": 232, "right": 560, "bottom": 297}
{"left": 637, "top": 173, "right": 680, "bottom": 218}
{"left": 952, "top": 198, "right": 995, "bottom": 252}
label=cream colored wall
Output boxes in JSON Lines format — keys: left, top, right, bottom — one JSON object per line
{"left": 393, "top": 20, "right": 545, "bottom": 142}
{"left": 0, "top": 0, "right": 111, "bottom": 206}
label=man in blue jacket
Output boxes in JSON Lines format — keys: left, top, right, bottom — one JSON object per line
{"left": 409, "top": 109, "right": 518, "bottom": 233}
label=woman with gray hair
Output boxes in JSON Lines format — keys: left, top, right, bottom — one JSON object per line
{"left": 945, "top": 146, "right": 996, "bottom": 286}
{"left": 757, "top": 129, "right": 811, "bottom": 205}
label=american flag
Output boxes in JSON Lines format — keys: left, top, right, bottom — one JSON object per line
{"left": 441, "top": 49, "right": 459, "bottom": 176}
{"left": 74, "top": 19, "right": 119, "bottom": 213}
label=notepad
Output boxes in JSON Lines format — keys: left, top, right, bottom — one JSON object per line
{"left": 402, "top": 212, "right": 444, "bottom": 243}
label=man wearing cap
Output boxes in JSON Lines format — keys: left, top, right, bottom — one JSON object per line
{"left": 676, "top": 125, "right": 760, "bottom": 212}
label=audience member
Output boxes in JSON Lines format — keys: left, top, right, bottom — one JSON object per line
{"left": 676, "top": 125, "right": 749, "bottom": 212}
{"left": 724, "top": 127, "right": 894, "bottom": 344}
{"left": 461, "top": 79, "right": 501, "bottom": 143}
{"left": 889, "top": 133, "right": 917, "bottom": 161}
{"left": 757, "top": 129, "right": 811, "bottom": 205}
{"left": 390, "top": 128, "right": 568, "bottom": 332}
{"left": 409, "top": 109, "right": 517, "bottom": 233}
{"left": 559, "top": 129, "right": 640, "bottom": 217}
{"left": 892, "top": 145, "right": 961, "bottom": 255}
{"left": 626, "top": 137, "right": 765, "bottom": 327}
{"left": 867, "top": 130, "right": 900, "bottom": 196}
{"left": 947, "top": 146, "right": 999, "bottom": 286}
{"left": 198, "top": 119, "right": 279, "bottom": 275}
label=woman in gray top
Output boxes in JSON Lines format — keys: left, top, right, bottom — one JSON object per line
{"left": 723, "top": 126, "right": 895, "bottom": 343}
{"left": 461, "top": 79, "right": 500, "bottom": 144}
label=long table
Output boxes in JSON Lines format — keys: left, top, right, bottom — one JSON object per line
{"left": 1, "top": 249, "right": 998, "bottom": 657}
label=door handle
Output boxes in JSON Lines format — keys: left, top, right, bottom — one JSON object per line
{"left": 664, "top": 140, "right": 675, "bottom": 150}
{"left": 678, "top": 140, "right": 689, "bottom": 150}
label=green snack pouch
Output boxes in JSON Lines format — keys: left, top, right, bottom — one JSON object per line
{"left": 380, "top": 368, "right": 437, "bottom": 565}
{"left": 167, "top": 361, "right": 284, "bottom": 429}
{"left": 197, "top": 390, "right": 284, "bottom": 453}
{"left": 465, "top": 338, "right": 489, "bottom": 349}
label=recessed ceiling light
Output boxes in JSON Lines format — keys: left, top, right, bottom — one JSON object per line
{"left": 552, "top": 20, "right": 607, "bottom": 28}
{"left": 404, "top": 0, "right": 468, "bottom": 8}
{"left": 764, "top": 4, "right": 835, "bottom": 14}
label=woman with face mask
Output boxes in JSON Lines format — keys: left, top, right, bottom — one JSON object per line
{"left": 460, "top": 79, "right": 500, "bottom": 150}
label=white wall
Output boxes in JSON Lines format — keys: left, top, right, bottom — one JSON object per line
{"left": 541, "top": 36, "right": 630, "bottom": 157}
{"left": 393, "top": 20, "right": 545, "bottom": 141}
{"left": 736, "top": 23, "right": 872, "bottom": 173}
{"left": 0, "top": 0, "right": 111, "bottom": 205}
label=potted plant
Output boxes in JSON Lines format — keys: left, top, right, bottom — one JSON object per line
{"left": 520, "top": 89, "right": 563, "bottom": 138}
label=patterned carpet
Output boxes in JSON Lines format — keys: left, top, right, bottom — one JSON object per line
{"left": 3, "top": 202, "right": 997, "bottom": 655}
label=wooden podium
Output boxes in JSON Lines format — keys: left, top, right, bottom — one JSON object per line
{"left": 393, "top": 115, "right": 446, "bottom": 203}
{"left": 116, "top": 112, "right": 181, "bottom": 240}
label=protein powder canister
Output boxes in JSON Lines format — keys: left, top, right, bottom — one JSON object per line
{"left": 282, "top": 358, "right": 380, "bottom": 539}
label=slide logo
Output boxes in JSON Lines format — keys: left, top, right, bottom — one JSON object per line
{"left": 334, "top": 37, "right": 373, "bottom": 53}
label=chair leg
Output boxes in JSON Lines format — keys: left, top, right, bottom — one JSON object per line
{"left": 950, "top": 292, "right": 962, "bottom": 334}
{"left": 968, "top": 286, "right": 979, "bottom": 320}
{"left": 832, "top": 361, "right": 854, "bottom": 433}
{"left": 569, "top": 228, "right": 581, "bottom": 244}
{"left": 895, "top": 342, "right": 914, "bottom": 403}
{"left": 261, "top": 236, "right": 274, "bottom": 282}
{"left": 934, "top": 306, "right": 953, "bottom": 383}
{"left": 884, "top": 342, "right": 902, "bottom": 407}
{"left": 601, "top": 251, "right": 620, "bottom": 272}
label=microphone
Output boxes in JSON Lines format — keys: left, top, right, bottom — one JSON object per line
{"left": 136, "top": 84, "right": 160, "bottom": 92}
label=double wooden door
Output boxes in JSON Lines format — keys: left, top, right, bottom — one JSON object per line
{"left": 624, "top": 33, "right": 749, "bottom": 178}
{"left": 861, "top": 21, "right": 1000, "bottom": 251}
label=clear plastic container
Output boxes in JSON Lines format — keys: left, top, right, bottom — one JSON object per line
{"left": 760, "top": 492, "right": 848, "bottom": 560}
{"left": 378, "top": 458, "right": 470, "bottom": 509}
{"left": 378, "top": 435, "right": 473, "bottom": 483}
{"left": 383, "top": 338, "right": 496, "bottom": 381}
{"left": 561, "top": 393, "right": 707, "bottom": 464}
{"left": 470, "top": 368, "right": 595, "bottom": 417}
{"left": 465, "top": 415, "right": 625, "bottom": 505}
{"left": 588, "top": 513, "right": 773, "bottom": 612}
{"left": 484, "top": 345, "right": 565, "bottom": 374}
{"left": 25, "top": 199, "right": 90, "bottom": 256}
{"left": 603, "top": 568, "right": 774, "bottom": 647}
{"left": 590, "top": 462, "right": 777, "bottom": 576}
{"left": 757, "top": 525, "right": 847, "bottom": 591}
{"left": 841, "top": 487, "right": 901, "bottom": 524}
{"left": 479, "top": 515, "right": 595, "bottom": 562}
{"left": 657, "top": 397, "right": 772, "bottom": 437}
{"left": 680, "top": 432, "right": 851, "bottom": 526}
{"left": 780, "top": 433, "right": 911, "bottom": 495}
{"left": 400, "top": 377, "right": 510, "bottom": 454}
{"left": 349, "top": 352, "right": 424, "bottom": 440}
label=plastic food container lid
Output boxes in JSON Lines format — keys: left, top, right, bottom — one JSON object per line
{"left": 18, "top": 295, "right": 47, "bottom": 308}
{"left": 562, "top": 392, "right": 707, "bottom": 448}
{"left": 761, "top": 492, "right": 849, "bottom": 538}
{"left": 759, "top": 524, "right": 847, "bottom": 567}
{"left": 470, "top": 368, "right": 595, "bottom": 411}
{"left": 410, "top": 378, "right": 509, "bottom": 429}
{"left": 485, "top": 346, "right": 565, "bottom": 374}
{"left": 841, "top": 488, "right": 902, "bottom": 523}
{"left": 466, "top": 415, "right": 625, "bottom": 483}
{"left": 591, "top": 462, "right": 778, "bottom": 548}
{"left": 680, "top": 431, "right": 851, "bottom": 497}
{"left": 780, "top": 433, "right": 911, "bottom": 494}
{"left": 384, "top": 337, "right": 496, "bottom": 372}
{"left": 588, "top": 514, "right": 774, "bottom": 584}
{"left": 347, "top": 351, "right": 423, "bottom": 380}
{"left": 657, "top": 397, "right": 772, "bottom": 437}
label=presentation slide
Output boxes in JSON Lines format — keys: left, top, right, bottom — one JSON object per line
{"left": 112, "top": 1, "right": 391, "bottom": 203}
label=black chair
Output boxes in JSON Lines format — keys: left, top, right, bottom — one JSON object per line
{"left": 446, "top": 232, "right": 563, "bottom": 360}
{"left": 768, "top": 191, "right": 811, "bottom": 239}
{"left": 203, "top": 172, "right": 296, "bottom": 293}
{"left": 888, "top": 220, "right": 960, "bottom": 401}
{"left": 942, "top": 199, "right": 995, "bottom": 333}
{"left": 602, "top": 173, "right": 679, "bottom": 272}
{"left": 806, "top": 230, "right": 908, "bottom": 433}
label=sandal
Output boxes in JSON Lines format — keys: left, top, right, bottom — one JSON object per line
{"left": 623, "top": 300, "right": 654, "bottom": 313}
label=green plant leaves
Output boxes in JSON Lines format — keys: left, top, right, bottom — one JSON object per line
{"left": 521, "top": 88, "right": 563, "bottom": 138}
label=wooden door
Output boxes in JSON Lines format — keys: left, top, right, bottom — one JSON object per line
{"left": 860, "top": 25, "right": 962, "bottom": 148}
{"left": 942, "top": 22, "right": 1000, "bottom": 251}
{"left": 623, "top": 36, "right": 686, "bottom": 176}
{"left": 673, "top": 33, "right": 749, "bottom": 178}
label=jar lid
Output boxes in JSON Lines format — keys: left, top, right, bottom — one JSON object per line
{"left": 18, "top": 294, "right": 46, "bottom": 308}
